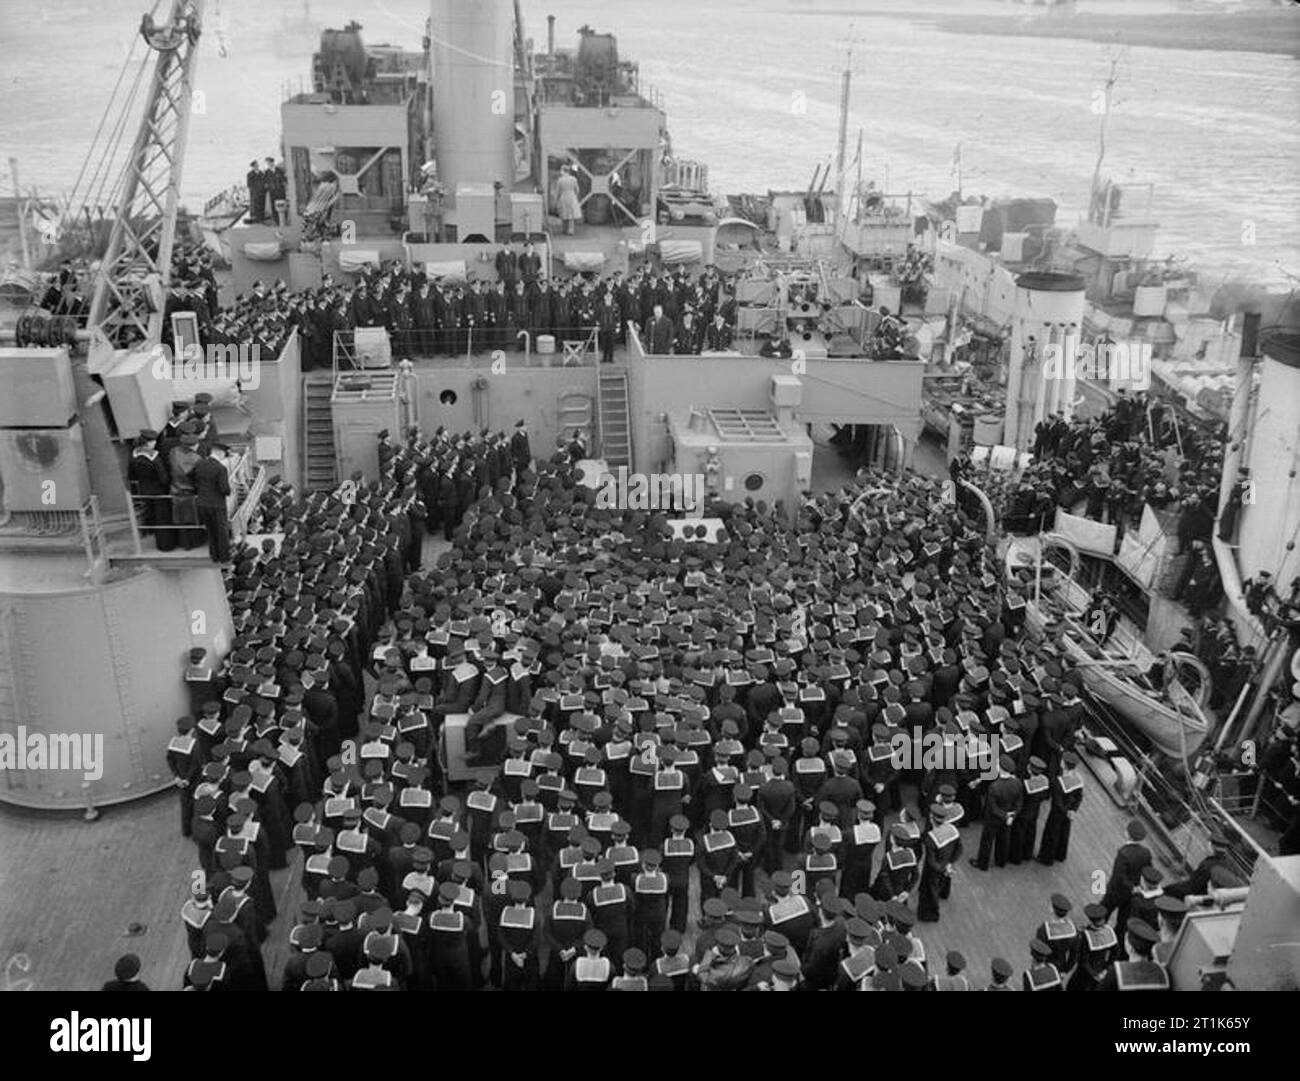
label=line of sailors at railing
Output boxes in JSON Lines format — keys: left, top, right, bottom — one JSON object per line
{"left": 166, "top": 260, "right": 743, "bottom": 371}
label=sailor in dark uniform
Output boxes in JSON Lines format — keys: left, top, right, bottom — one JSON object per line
{"left": 831, "top": 917, "right": 877, "bottom": 991}
{"left": 1152, "top": 895, "right": 1188, "bottom": 967}
{"left": 128, "top": 429, "right": 172, "bottom": 543}
{"left": 518, "top": 241, "right": 541, "bottom": 291}
{"left": 1164, "top": 829, "right": 1234, "bottom": 899}
{"left": 660, "top": 814, "right": 694, "bottom": 932}
{"left": 1023, "top": 938, "right": 1062, "bottom": 992}
{"left": 727, "top": 783, "right": 765, "bottom": 896}
{"left": 1034, "top": 893, "right": 1079, "bottom": 976}
{"left": 1068, "top": 902, "right": 1118, "bottom": 991}
{"left": 766, "top": 869, "right": 815, "bottom": 956}
{"left": 611, "top": 948, "right": 650, "bottom": 991}
{"left": 839, "top": 798, "right": 880, "bottom": 899}
{"left": 929, "top": 950, "right": 971, "bottom": 992}
{"left": 245, "top": 161, "right": 265, "bottom": 223}
{"left": 166, "top": 715, "right": 201, "bottom": 837}
{"left": 1037, "top": 750, "right": 1085, "bottom": 864}
{"left": 1008, "top": 754, "right": 1049, "bottom": 864}
{"left": 653, "top": 928, "right": 691, "bottom": 990}
{"left": 1101, "top": 818, "right": 1153, "bottom": 956}
{"left": 970, "top": 753, "right": 1022, "bottom": 870}
{"left": 918, "top": 801, "right": 962, "bottom": 922}
{"left": 872, "top": 822, "right": 919, "bottom": 904}
{"left": 1097, "top": 920, "right": 1170, "bottom": 991}
{"left": 631, "top": 848, "right": 669, "bottom": 958}
{"left": 498, "top": 879, "right": 541, "bottom": 991}
{"left": 428, "top": 880, "right": 473, "bottom": 991}
{"left": 698, "top": 809, "right": 740, "bottom": 902}
{"left": 986, "top": 956, "right": 1014, "bottom": 991}
{"left": 801, "top": 898, "right": 848, "bottom": 991}
{"left": 1129, "top": 864, "right": 1166, "bottom": 938}
{"left": 183, "top": 930, "right": 229, "bottom": 990}
{"left": 567, "top": 929, "right": 613, "bottom": 991}
{"left": 208, "top": 890, "right": 268, "bottom": 991}
{"left": 509, "top": 419, "right": 531, "bottom": 474}
{"left": 101, "top": 954, "right": 149, "bottom": 992}
{"left": 543, "top": 876, "right": 590, "bottom": 990}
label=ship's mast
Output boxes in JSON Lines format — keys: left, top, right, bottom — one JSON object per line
{"left": 835, "top": 49, "right": 851, "bottom": 234}
{"left": 1089, "top": 56, "right": 1120, "bottom": 225}
{"left": 853, "top": 127, "right": 863, "bottom": 223}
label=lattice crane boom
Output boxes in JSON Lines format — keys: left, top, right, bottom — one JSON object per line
{"left": 87, "top": 0, "right": 205, "bottom": 367}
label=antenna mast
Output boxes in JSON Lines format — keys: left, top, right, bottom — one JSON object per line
{"left": 1089, "top": 56, "right": 1120, "bottom": 225}
{"left": 835, "top": 48, "right": 851, "bottom": 233}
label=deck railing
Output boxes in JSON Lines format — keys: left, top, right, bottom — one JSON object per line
{"left": 333, "top": 325, "right": 604, "bottom": 369}
{"left": 0, "top": 495, "right": 110, "bottom": 570}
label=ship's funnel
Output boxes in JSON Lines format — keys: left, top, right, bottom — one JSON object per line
{"left": 1004, "top": 270, "right": 1085, "bottom": 451}
{"left": 429, "top": 0, "right": 516, "bottom": 194}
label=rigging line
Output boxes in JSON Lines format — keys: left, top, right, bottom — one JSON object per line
{"left": 796, "top": 370, "right": 918, "bottom": 414}
{"left": 67, "top": 33, "right": 144, "bottom": 215}
{"left": 89, "top": 73, "right": 141, "bottom": 212}
{"left": 427, "top": 30, "right": 515, "bottom": 69}
{"left": 1227, "top": 404, "right": 1270, "bottom": 446}
{"left": 92, "top": 56, "right": 152, "bottom": 217}
{"left": 84, "top": 53, "right": 150, "bottom": 217}
{"left": 1271, "top": 496, "right": 1300, "bottom": 574}
{"left": 375, "top": 0, "right": 513, "bottom": 69}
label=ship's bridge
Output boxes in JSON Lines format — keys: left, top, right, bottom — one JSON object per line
{"left": 278, "top": 23, "right": 428, "bottom": 242}
{"left": 533, "top": 27, "right": 670, "bottom": 240}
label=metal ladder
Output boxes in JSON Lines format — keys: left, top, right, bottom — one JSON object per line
{"left": 557, "top": 393, "right": 593, "bottom": 452}
{"left": 596, "top": 370, "right": 632, "bottom": 468}
{"left": 303, "top": 374, "right": 337, "bottom": 491}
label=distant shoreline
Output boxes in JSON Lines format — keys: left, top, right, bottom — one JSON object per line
{"left": 783, "top": 7, "right": 1300, "bottom": 58}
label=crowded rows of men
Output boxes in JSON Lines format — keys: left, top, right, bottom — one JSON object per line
{"left": 166, "top": 255, "right": 741, "bottom": 372}
{"left": 985, "top": 393, "right": 1224, "bottom": 550}
{"left": 122, "top": 415, "right": 1220, "bottom": 993}
{"left": 956, "top": 395, "right": 1288, "bottom": 711}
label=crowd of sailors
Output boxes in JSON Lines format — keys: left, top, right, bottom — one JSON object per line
{"left": 956, "top": 394, "right": 1296, "bottom": 700}
{"left": 162, "top": 256, "right": 743, "bottom": 370}
{"left": 975, "top": 393, "right": 1226, "bottom": 547}
{"left": 97, "top": 418, "right": 1280, "bottom": 993}
{"left": 957, "top": 397, "right": 1238, "bottom": 621}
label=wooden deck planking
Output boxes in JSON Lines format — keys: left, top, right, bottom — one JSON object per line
{"left": 908, "top": 781, "right": 1145, "bottom": 985}
{"left": 1, "top": 794, "right": 201, "bottom": 991}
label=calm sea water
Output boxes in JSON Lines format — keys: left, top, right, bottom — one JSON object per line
{"left": 1, "top": 0, "right": 1295, "bottom": 285}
